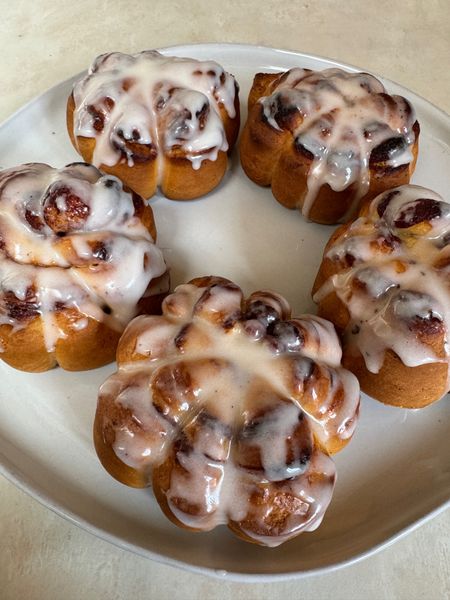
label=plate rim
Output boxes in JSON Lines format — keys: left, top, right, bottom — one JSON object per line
{"left": 0, "top": 42, "right": 449, "bottom": 582}
{"left": 2, "top": 452, "right": 449, "bottom": 583}
{"left": 0, "top": 42, "right": 448, "bottom": 133}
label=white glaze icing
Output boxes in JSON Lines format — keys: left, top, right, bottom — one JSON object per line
{"left": 72, "top": 51, "right": 237, "bottom": 174}
{"left": 97, "top": 278, "right": 360, "bottom": 545}
{"left": 260, "top": 68, "right": 417, "bottom": 219}
{"left": 314, "top": 185, "right": 450, "bottom": 388}
{"left": 104, "top": 371, "right": 174, "bottom": 469}
{"left": 0, "top": 163, "right": 167, "bottom": 353}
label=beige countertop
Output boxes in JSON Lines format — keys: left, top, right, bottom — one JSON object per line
{"left": 1, "top": 1, "right": 449, "bottom": 598}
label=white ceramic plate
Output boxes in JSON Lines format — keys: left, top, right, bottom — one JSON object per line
{"left": 0, "top": 44, "right": 449, "bottom": 582}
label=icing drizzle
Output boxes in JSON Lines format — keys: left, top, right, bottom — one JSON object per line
{"left": 98, "top": 277, "right": 360, "bottom": 546}
{"left": 72, "top": 51, "right": 237, "bottom": 173}
{"left": 313, "top": 185, "right": 450, "bottom": 389}
{"left": 260, "top": 68, "right": 417, "bottom": 218}
{"left": 0, "top": 163, "right": 167, "bottom": 352}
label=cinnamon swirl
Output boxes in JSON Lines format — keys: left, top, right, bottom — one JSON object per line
{"left": 240, "top": 68, "right": 419, "bottom": 224}
{"left": 313, "top": 185, "right": 450, "bottom": 407}
{"left": 94, "top": 276, "right": 360, "bottom": 546}
{"left": 0, "top": 162, "right": 167, "bottom": 372}
{"left": 67, "top": 51, "right": 240, "bottom": 200}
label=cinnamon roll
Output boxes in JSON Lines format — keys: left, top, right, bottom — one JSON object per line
{"left": 67, "top": 51, "right": 240, "bottom": 200}
{"left": 95, "top": 276, "right": 360, "bottom": 546}
{"left": 240, "top": 68, "right": 419, "bottom": 224}
{"left": 0, "top": 162, "right": 167, "bottom": 372}
{"left": 313, "top": 185, "right": 450, "bottom": 407}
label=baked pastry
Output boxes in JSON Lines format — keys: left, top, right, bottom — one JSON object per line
{"left": 240, "top": 67, "right": 419, "bottom": 224}
{"left": 0, "top": 162, "right": 168, "bottom": 372}
{"left": 67, "top": 51, "right": 240, "bottom": 200}
{"left": 95, "top": 276, "right": 360, "bottom": 546}
{"left": 313, "top": 185, "right": 450, "bottom": 408}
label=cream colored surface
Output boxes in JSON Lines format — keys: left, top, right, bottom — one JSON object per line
{"left": 0, "top": 1, "right": 449, "bottom": 598}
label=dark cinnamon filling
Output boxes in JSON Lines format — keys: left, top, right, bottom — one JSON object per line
{"left": 394, "top": 198, "right": 442, "bottom": 228}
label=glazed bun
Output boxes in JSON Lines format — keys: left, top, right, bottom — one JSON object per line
{"left": 0, "top": 162, "right": 168, "bottom": 372}
{"left": 240, "top": 68, "right": 419, "bottom": 224}
{"left": 313, "top": 185, "right": 450, "bottom": 407}
{"left": 95, "top": 276, "right": 360, "bottom": 546}
{"left": 67, "top": 51, "right": 240, "bottom": 200}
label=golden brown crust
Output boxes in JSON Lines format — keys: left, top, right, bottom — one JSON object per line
{"left": 240, "top": 102, "right": 287, "bottom": 188}
{"left": 160, "top": 152, "right": 228, "bottom": 200}
{"left": 342, "top": 349, "right": 448, "bottom": 409}
{"left": 0, "top": 321, "right": 57, "bottom": 372}
{"left": 151, "top": 454, "right": 210, "bottom": 533}
{"left": 247, "top": 73, "right": 279, "bottom": 111}
{"left": 67, "top": 93, "right": 160, "bottom": 199}
{"left": 94, "top": 395, "right": 150, "bottom": 488}
{"left": 0, "top": 311, "right": 122, "bottom": 372}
